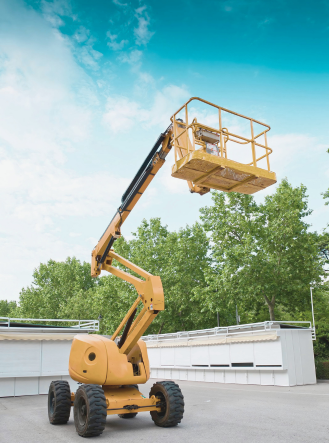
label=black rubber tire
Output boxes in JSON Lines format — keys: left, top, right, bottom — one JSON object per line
{"left": 48, "top": 380, "right": 71, "bottom": 424}
{"left": 149, "top": 381, "right": 184, "bottom": 427}
{"left": 73, "top": 384, "right": 107, "bottom": 437}
{"left": 118, "top": 385, "right": 139, "bottom": 419}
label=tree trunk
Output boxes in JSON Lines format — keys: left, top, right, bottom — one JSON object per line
{"left": 179, "top": 311, "right": 185, "bottom": 331}
{"left": 268, "top": 303, "right": 275, "bottom": 321}
{"left": 158, "top": 321, "right": 165, "bottom": 335}
{"left": 263, "top": 293, "right": 276, "bottom": 321}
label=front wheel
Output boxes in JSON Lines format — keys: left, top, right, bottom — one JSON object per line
{"left": 149, "top": 381, "right": 184, "bottom": 427}
{"left": 74, "top": 384, "right": 107, "bottom": 437}
{"left": 48, "top": 380, "right": 71, "bottom": 424}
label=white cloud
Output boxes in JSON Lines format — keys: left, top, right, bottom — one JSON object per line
{"left": 103, "top": 85, "right": 190, "bottom": 133}
{"left": 158, "top": 155, "right": 188, "bottom": 195}
{"left": 118, "top": 49, "right": 143, "bottom": 67}
{"left": 103, "top": 96, "right": 149, "bottom": 132}
{"left": 107, "top": 31, "right": 129, "bottom": 51}
{"left": 134, "top": 5, "right": 154, "bottom": 46}
{"left": 268, "top": 133, "right": 317, "bottom": 173}
{"left": 113, "top": 0, "right": 128, "bottom": 6}
{"left": 41, "top": 0, "right": 75, "bottom": 28}
{"left": 77, "top": 44, "right": 103, "bottom": 70}
{"left": 74, "top": 26, "right": 90, "bottom": 43}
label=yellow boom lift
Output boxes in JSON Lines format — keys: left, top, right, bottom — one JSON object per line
{"left": 47, "top": 98, "right": 276, "bottom": 437}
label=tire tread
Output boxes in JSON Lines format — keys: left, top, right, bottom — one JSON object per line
{"left": 149, "top": 381, "right": 184, "bottom": 428}
{"left": 48, "top": 380, "right": 71, "bottom": 425}
{"left": 74, "top": 384, "right": 107, "bottom": 437}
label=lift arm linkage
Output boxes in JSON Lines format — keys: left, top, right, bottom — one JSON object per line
{"left": 91, "top": 126, "right": 172, "bottom": 354}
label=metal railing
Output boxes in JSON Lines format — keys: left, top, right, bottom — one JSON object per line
{"left": 142, "top": 321, "right": 315, "bottom": 342}
{"left": 171, "top": 97, "right": 273, "bottom": 171}
{"left": 0, "top": 317, "right": 99, "bottom": 331}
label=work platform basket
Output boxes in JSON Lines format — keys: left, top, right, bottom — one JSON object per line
{"left": 171, "top": 98, "right": 276, "bottom": 195}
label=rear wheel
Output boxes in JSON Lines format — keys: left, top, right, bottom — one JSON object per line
{"left": 149, "top": 381, "right": 184, "bottom": 427}
{"left": 48, "top": 380, "right": 71, "bottom": 424}
{"left": 74, "top": 384, "right": 107, "bottom": 437}
{"left": 118, "top": 384, "right": 139, "bottom": 419}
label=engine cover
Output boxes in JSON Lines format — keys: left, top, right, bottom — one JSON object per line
{"left": 69, "top": 334, "right": 150, "bottom": 386}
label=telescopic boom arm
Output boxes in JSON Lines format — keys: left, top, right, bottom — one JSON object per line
{"left": 90, "top": 126, "right": 173, "bottom": 355}
{"left": 91, "top": 125, "right": 172, "bottom": 278}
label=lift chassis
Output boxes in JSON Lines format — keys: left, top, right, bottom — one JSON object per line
{"left": 47, "top": 98, "right": 276, "bottom": 437}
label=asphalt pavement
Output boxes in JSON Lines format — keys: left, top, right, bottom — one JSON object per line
{"left": 0, "top": 379, "right": 328, "bottom": 443}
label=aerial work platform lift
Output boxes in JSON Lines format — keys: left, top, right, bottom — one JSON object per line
{"left": 47, "top": 98, "right": 276, "bottom": 437}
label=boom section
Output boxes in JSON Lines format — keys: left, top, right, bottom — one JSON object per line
{"left": 91, "top": 127, "right": 172, "bottom": 278}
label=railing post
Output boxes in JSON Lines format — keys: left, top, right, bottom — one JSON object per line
{"left": 265, "top": 131, "right": 270, "bottom": 171}
{"left": 173, "top": 115, "right": 177, "bottom": 163}
{"left": 219, "top": 109, "right": 224, "bottom": 158}
{"left": 185, "top": 105, "right": 189, "bottom": 154}
{"left": 250, "top": 120, "right": 256, "bottom": 167}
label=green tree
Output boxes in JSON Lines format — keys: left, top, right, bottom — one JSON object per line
{"left": 0, "top": 300, "right": 17, "bottom": 318}
{"left": 113, "top": 218, "right": 210, "bottom": 333}
{"left": 18, "top": 257, "right": 98, "bottom": 319}
{"left": 200, "top": 179, "right": 324, "bottom": 321}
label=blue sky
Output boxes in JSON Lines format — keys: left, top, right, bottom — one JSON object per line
{"left": 0, "top": 0, "right": 328, "bottom": 302}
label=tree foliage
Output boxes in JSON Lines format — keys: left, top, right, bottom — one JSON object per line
{"left": 113, "top": 218, "right": 211, "bottom": 333}
{"left": 18, "top": 257, "right": 98, "bottom": 320}
{"left": 0, "top": 300, "right": 17, "bottom": 318}
{"left": 200, "top": 179, "right": 325, "bottom": 321}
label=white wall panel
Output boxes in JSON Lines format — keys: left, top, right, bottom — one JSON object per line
{"left": 148, "top": 348, "right": 160, "bottom": 367}
{"left": 273, "top": 371, "right": 289, "bottom": 386}
{"left": 0, "top": 341, "right": 41, "bottom": 377}
{"left": 225, "top": 371, "right": 236, "bottom": 384}
{"left": 191, "top": 346, "right": 209, "bottom": 366}
{"left": 0, "top": 378, "right": 14, "bottom": 397}
{"left": 187, "top": 369, "right": 196, "bottom": 381}
{"left": 299, "top": 332, "right": 316, "bottom": 384}
{"left": 179, "top": 369, "right": 188, "bottom": 380}
{"left": 293, "top": 332, "right": 303, "bottom": 385}
{"left": 160, "top": 348, "right": 175, "bottom": 366}
{"left": 284, "top": 331, "right": 297, "bottom": 386}
{"left": 205, "top": 370, "right": 215, "bottom": 383}
{"left": 230, "top": 343, "right": 254, "bottom": 363}
{"left": 38, "top": 376, "right": 55, "bottom": 395}
{"left": 195, "top": 369, "right": 205, "bottom": 382}
{"left": 41, "top": 341, "right": 71, "bottom": 374}
{"left": 174, "top": 347, "right": 190, "bottom": 366}
{"left": 260, "top": 371, "right": 274, "bottom": 386}
{"left": 15, "top": 377, "right": 39, "bottom": 396}
{"left": 254, "top": 340, "right": 282, "bottom": 367}
{"left": 236, "top": 371, "right": 248, "bottom": 384}
{"left": 209, "top": 344, "right": 230, "bottom": 366}
{"left": 214, "top": 371, "right": 225, "bottom": 383}
{"left": 248, "top": 371, "right": 261, "bottom": 385}
{"left": 171, "top": 369, "right": 180, "bottom": 379}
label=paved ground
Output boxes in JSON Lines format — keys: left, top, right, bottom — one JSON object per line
{"left": 1, "top": 380, "right": 329, "bottom": 443}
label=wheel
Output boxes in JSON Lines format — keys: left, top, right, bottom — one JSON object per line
{"left": 149, "top": 381, "right": 184, "bottom": 427}
{"left": 48, "top": 380, "right": 71, "bottom": 424}
{"left": 74, "top": 384, "right": 107, "bottom": 437}
{"left": 118, "top": 384, "right": 139, "bottom": 419}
